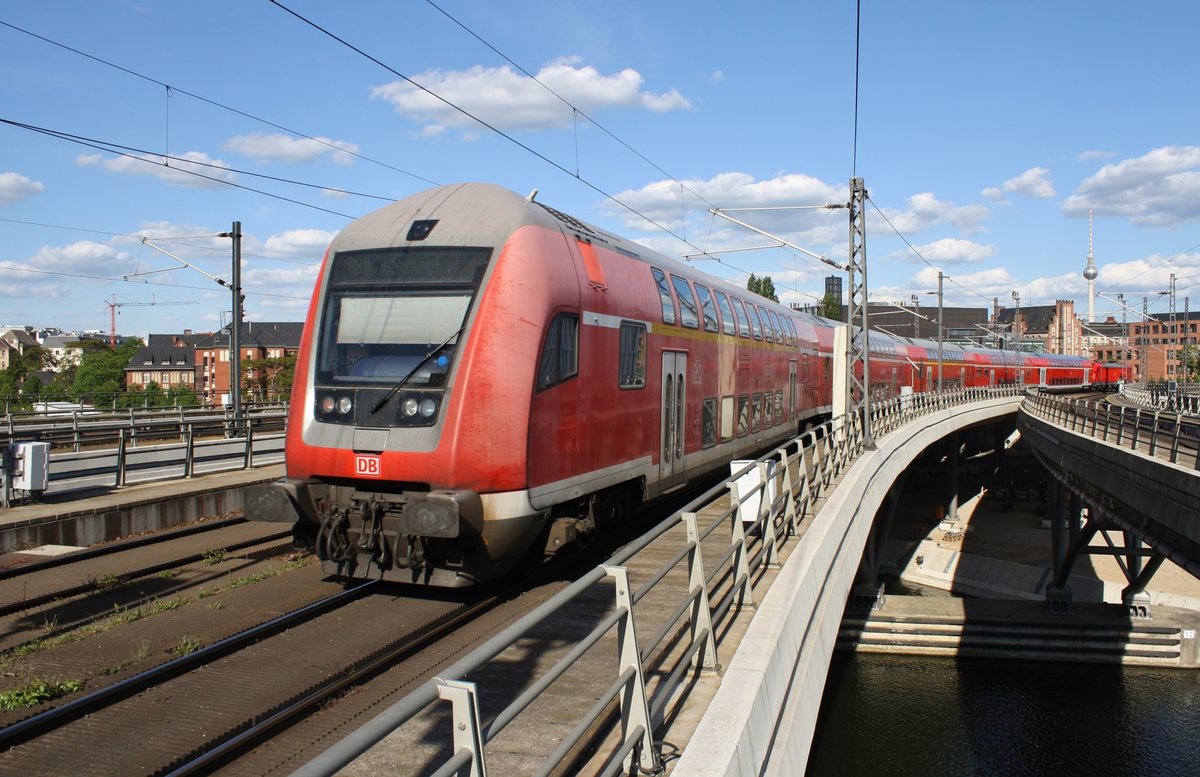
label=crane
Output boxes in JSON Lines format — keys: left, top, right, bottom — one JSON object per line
{"left": 105, "top": 294, "right": 198, "bottom": 349}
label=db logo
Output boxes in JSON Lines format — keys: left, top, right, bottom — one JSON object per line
{"left": 354, "top": 454, "right": 382, "bottom": 478}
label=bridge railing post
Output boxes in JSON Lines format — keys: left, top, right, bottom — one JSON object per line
{"left": 436, "top": 679, "right": 488, "bottom": 777}
{"left": 1130, "top": 409, "right": 1141, "bottom": 451}
{"left": 680, "top": 512, "right": 719, "bottom": 671}
{"left": 602, "top": 565, "right": 660, "bottom": 775}
{"left": 757, "top": 461, "right": 779, "bottom": 567}
{"left": 775, "top": 447, "right": 799, "bottom": 537}
{"left": 726, "top": 481, "right": 756, "bottom": 608}
{"left": 1148, "top": 411, "right": 1160, "bottom": 456}
{"left": 1169, "top": 413, "right": 1182, "bottom": 464}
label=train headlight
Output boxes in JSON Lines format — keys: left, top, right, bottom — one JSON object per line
{"left": 337, "top": 396, "right": 353, "bottom": 415}
{"left": 402, "top": 398, "right": 419, "bottom": 417}
{"left": 319, "top": 395, "right": 336, "bottom": 414}
{"left": 419, "top": 398, "right": 437, "bottom": 418}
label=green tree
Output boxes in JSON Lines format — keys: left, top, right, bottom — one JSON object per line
{"left": 70, "top": 338, "right": 142, "bottom": 407}
{"left": 819, "top": 292, "right": 842, "bottom": 321}
{"left": 243, "top": 354, "right": 296, "bottom": 403}
{"left": 747, "top": 273, "right": 780, "bottom": 303}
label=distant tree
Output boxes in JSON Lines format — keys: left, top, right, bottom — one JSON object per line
{"left": 819, "top": 292, "right": 842, "bottom": 321}
{"left": 71, "top": 338, "right": 142, "bottom": 407}
{"left": 243, "top": 354, "right": 297, "bottom": 403}
{"left": 747, "top": 274, "right": 780, "bottom": 303}
{"left": 1181, "top": 344, "right": 1200, "bottom": 381}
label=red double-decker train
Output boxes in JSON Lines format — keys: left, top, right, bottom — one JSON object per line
{"left": 246, "top": 183, "right": 1122, "bottom": 586}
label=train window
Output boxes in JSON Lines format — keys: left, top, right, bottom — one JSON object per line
{"left": 670, "top": 275, "right": 700, "bottom": 329}
{"left": 731, "top": 298, "right": 752, "bottom": 337}
{"left": 702, "top": 398, "right": 717, "bottom": 448}
{"left": 714, "top": 291, "right": 737, "bottom": 336}
{"left": 775, "top": 391, "right": 783, "bottom": 425}
{"left": 747, "top": 306, "right": 764, "bottom": 340}
{"left": 618, "top": 322, "right": 647, "bottom": 389}
{"left": 721, "top": 395, "right": 735, "bottom": 439}
{"left": 650, "top": 268, "right": 677, "bottom": 325}
{"left": 737, "top": 394, "right": 750, "bottom": 437}
{"left": 767, "top": 310, "right": 784, "bottom": 343}
{"left": 536, "top": 314, "right": 579, "bottom": 391}
{"left": 785, "top": 317, "right": 799, "bottom": 345}
{"left": 751, "top": 393, "right": 762, "bottom": 430}
{"left": 694, "top": 284, "right": 719, "bottom": 332}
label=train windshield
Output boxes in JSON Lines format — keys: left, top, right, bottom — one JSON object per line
{"left": 316, "top": 246, "right": 491, "bottom": 386}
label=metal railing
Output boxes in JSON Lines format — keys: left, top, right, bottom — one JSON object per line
{"left": 1, "top": 415, "right": 286, "bottom": 507}
{"left": 1024, "top": 392, "right": 1200, "bottom": 471}
{"left": 295, "top": 385, "right": 1021, "bottom": 777}
{"left": 1, "top": 404, "right": 288, "bottom": 451}
{"left": 1119, "top": 382, "right": 1200, "bottom": 416}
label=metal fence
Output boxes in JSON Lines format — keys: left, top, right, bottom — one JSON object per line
{"left": 1024, "top": 391, "right": 1200, "bottom": 471}
{"left": 1, "top": 410, "right": 287, "bottom": 507}
{"left": 1119, "top": 382, "right": 1200, "bottom": 416}
{"left": 1, "top": 404, "right": 287, "bottom": 451}
{"left": 295, "top": 385, "right": 1022, "bottom": 777}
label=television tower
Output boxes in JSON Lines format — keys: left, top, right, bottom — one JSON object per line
{"left": 1083, "top": 208, "right": 1098, "bottom": 323}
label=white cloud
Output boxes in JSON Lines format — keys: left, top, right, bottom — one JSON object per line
{"left": 0, "top": 172, "right": 44, "bottom": 206}
{"left": 1063, "top": 145, "right": 1200, "bottom": 226}
{"left": 0, "top": 241, "right": 137, "bottom": 300}
{"left": 999, "top": 166, "right": 1055, "bottom": 199}
{"left": 879, "top": 192, "right": 990, "bottom": 236}
{"left": 262, "top": 228, "right": 336, "bottom": 260}
{"left": 371, "top": 58, "right": 691, "bottom": 135}
{"left": 77, "top": 151, "right": 237, "bottom": 189}
{"left": 897, "top": 238, "right": 996, "bottom": 265}
{"left": 1077, "top": 149, "right": 1117, "bottom": 162}
{"left": 223, "top": 133, "right": 359, "bottom": 165}
{"left": 607, "top": 172, "right": 843, "bottom": 235}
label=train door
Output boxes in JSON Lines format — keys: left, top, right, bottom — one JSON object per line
{"left": 788, "top": 360, "right": 798, "bottom": 422}
{"left": 1038, "top": 367, "right": 1047, "bottom": 387}
{"left": 660, "top": 352, "right": 687, "bottom": 490}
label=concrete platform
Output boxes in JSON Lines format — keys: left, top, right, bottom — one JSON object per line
{"left": 0, "top": 463, "right": 284, "bottom": 553}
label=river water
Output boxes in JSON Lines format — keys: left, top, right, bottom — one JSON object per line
{"left": 806, "top": 651, "right": 1200, "bottom": 776}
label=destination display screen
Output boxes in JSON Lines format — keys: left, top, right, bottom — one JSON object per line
{"left": 329, "top": 246, "right": 491, "bottom": 287}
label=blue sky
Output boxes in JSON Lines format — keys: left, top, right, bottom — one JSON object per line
{"left": 3, "top": 1, "right": 1200, "bottom": 340}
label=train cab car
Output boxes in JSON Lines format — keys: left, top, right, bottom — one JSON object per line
{"left": 247, "top": 183, "right": 826, "bottom": 586}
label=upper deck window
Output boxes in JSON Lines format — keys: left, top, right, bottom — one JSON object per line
{"left": 714, "top": 291, "right": 737, "bottom": 336}
{"left": 670, "top": 275, "right": 700, "bottom": 329}
{"left": 732, "top": 298, "right": 752, "bottom": 337}
{"left": 694, "top": 283, "right": 719, "bottom": 332}
{"left": 651, "top": 268, "right": 677, "bottom": 325}
{"left": 746, "top": 303, "right": 764, "bottom": 340}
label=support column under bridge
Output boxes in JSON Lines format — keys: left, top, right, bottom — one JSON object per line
{"left": 674, "top": 394, "right": 1022, "bottom": 776}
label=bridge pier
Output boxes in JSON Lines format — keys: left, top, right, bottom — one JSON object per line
{"left": 852, "top": 476, "right": 906, "bottom": 611}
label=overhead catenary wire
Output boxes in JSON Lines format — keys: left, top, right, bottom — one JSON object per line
{"left": 268, "top": 0, "right": 826, "bottom": 299}
{"left": 0, "top": 118, "right": 381, "bottom": 220}
{"left": 0, "top": 18, "right": 439, "bottom": 188}
{"left": 0, "top": 218, "right": 318, "bottom": 266}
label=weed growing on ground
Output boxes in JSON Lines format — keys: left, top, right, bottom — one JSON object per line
{"left": 169, "top": 636, "right": 201, "bottom": 656}
{"left": 0, "top": 678, "right": 85, "bottom": 710}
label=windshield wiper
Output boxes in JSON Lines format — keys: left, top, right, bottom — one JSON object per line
{"left": 370, "top": 325, "right": 465, "bottom": 415}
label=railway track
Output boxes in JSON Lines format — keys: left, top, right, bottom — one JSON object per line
{"left": 0, "top": 486, "right": 710, "bottom": 775}
{"left": 0, "top": 567, "right": 505, "bottom": 776}
{"left": 0, "top": 517, "right": 293, "bottom": 636}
